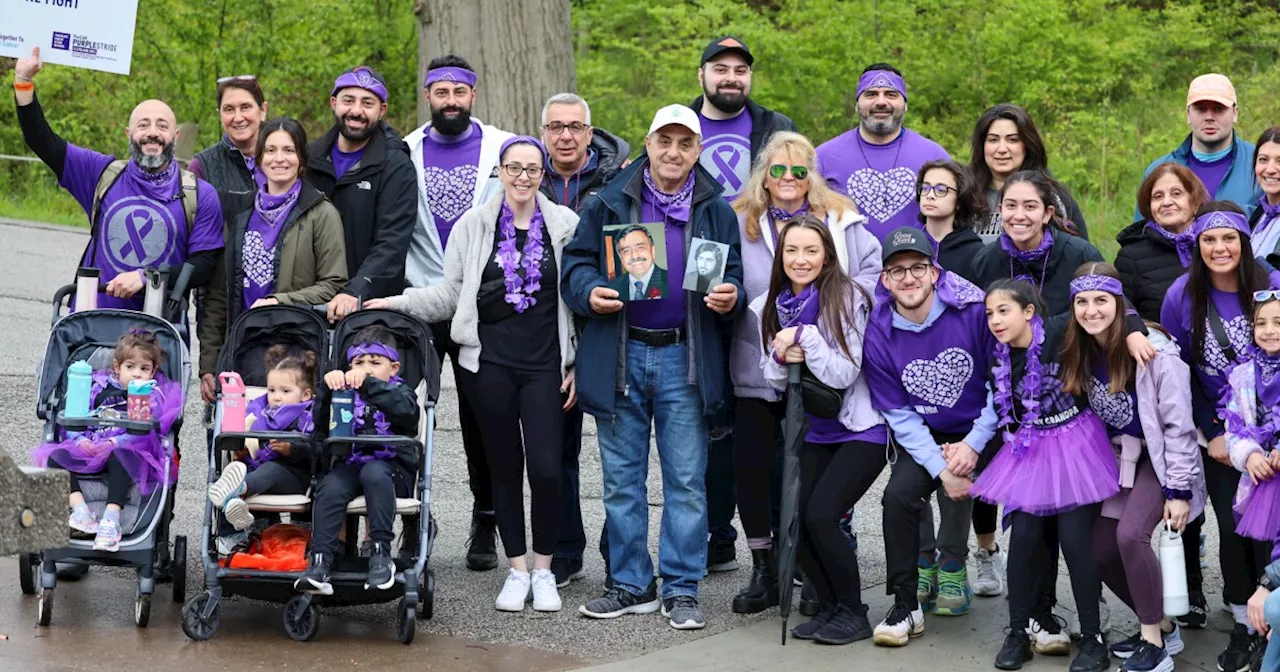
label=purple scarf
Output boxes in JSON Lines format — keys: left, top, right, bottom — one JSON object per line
{"left": 245, "top": 398, "right": 315, "bottom": 470}
{"left": 124, "top": 159, "right": 179, "bottom": 204}
{"left": 1000, "top": 229, "right": 1054, "bottom": 290}
{"left": 345, "top": 375, "right": 405, "bottom": 466}
{"left": 1223, "top": 346, "right": 1280, "bottom": 447}
{"left": 643, "top": 167, "right": 695, "bottom": 223}
{"left": 242, "top": 180, "right": 302, "bottom": 308}
{"left": 992, "top": 315, "right": 1046, "bottom": 458}
{"left": 496, "top": 200, "right": 546, "bottom": 313}
{"left": 254, "top": 179, "right": 302, "bottom": 226}
{"left": 1147, "top": 221, "right": 1197, "bottom": 268}
{"left": 776, "top": 283, "right": 820, "bottom": 328}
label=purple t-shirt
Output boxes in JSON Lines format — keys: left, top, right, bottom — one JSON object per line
{"left": 626, "top": 189, "right": 688, "bottom": 331}
{"left": 59, "top": 144, "right": 224, "bottom": 310}
{"left": 1188, "top": 152, "right": 1232, "bottom": 199}
{"left": 331, "top": 145, "right": 365, "bottom": 180}
{"left": 1160, "top": 273, "right": 1253, "bottom": 405}
{"left": 815, "top": 127, "right": 950, "bottom": 241}
{"left": 697, "top": 111, "right": 753, "bottom": 202}
{"left": 1089, "top": 361, "right": 1143, "bottom": 439}
{"left": 422, "top": 123, "right": 484, "bottom": 250}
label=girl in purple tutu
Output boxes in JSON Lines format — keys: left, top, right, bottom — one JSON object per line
{"left": 30, "top": 329, "right": 181, "bottom": 552}
{"left": 207, "top": 345, "right": 317, "bottom": 556}
{"left": 1224, "top": 293, "right": 1280, "bottom": 546}
{"left": 1060, "top": 261, "right": 1204, "bottom": 671}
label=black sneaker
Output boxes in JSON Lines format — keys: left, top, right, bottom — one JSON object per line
{"left": 365, "top": 542, "right": 396, "bottom": 590}
{"left": 706, "top": 541, "right": 738, "bottom": 573}
{"left": 578, "top": 581, "right": 661, "bottom": 619}
{"left": 798, "top": 578, "right": 821, "bottom": 617}
{"left": 1069, "top": 633, "right": 1110, "bottom": 672}
{"left": 1174, "top": 589, "right": 1207, "bottom": 629}
{"left": 295, "top": 552, "right": 333, "bottom": 595}
{"left": 791, "top": 603, "right": 836, "bottom": 640}
{"left": 661, "top": 595, "right": 706, "bottom": 630}
{"left": 995, "top": 630, "right": 1034, "bottom": 670}
{"left": 1119, "top": 642, "right": 1172, "bottom": 672}
{"left": 1218, "top": 623, "right": 1260, "bottom": 672}
{"left": 465, "top": 513, "right": 498, "bottom": 571}
{"left": 551, "top": 556, "right": 585, "bottom": 589}
{"left": 396, "top": 515, "right": 421, "bottom": 567}
{"left": 1109, "top": 631, "right": 1144, "bottom": 659}
{"left": 812, "top": 603, "right": 872, "bottom": 645}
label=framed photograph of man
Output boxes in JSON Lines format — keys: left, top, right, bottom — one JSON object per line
{"left": 603, "top": 223, "right": 669, "bottom": 302}
{"left": 683, "top": 237, "right": 729, "bottom": 294}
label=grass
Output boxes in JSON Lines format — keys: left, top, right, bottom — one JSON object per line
{"left": 1076, "top": 192, "right": 1134, "bottom": 262}
{"left": 0, "top": 162, "right": 88, "bottom": 228}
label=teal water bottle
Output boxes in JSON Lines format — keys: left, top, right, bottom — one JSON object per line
{"left": 65, "top": 360, "right": 93, "bottom": 418}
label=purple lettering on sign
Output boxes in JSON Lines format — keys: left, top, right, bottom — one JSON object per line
{"left": 51, "top": 32, "right": 70, "bottom": 50}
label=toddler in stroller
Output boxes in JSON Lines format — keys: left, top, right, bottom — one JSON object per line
{"left": 208, "top": 345, "right": 318, "bottom": 556}
{"left": 296, "top": 324, "right": 420, "bottom": 595}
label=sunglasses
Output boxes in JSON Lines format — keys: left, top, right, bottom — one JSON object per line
{"left": 768, "top": 164, "right": 809, "bottom": 180}
{"left": 1255, "top": 290, "right": 1280, "bottom": 302}
{"left": 216, "top": 74, "right": 257, "bottom": 84}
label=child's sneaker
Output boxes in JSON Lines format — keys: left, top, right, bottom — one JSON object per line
{"left": 295, "top": 552, "right": 333, "bottom": 595}
{"left": 495, "top": 568, "right": 531, "bottom": 612}
{"left": 92, "top": 515, "right": 122, "bottom": 552}
{"left": 531, "top": 568, "right": 562, "bottom": 612}
{"left": 69, "top": 504, "right": 98, "bottom": 535}
{"left": 365, "top": 542, "right": 396, "bottom": 590}
{"left": 223, "top": 497, "right": 255, "bottom": 531}
{"left": 208, "top": 461, "right": 247, "bottom": 509}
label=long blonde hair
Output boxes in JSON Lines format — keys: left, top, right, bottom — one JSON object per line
{"left": 733, "top": 131, "right": 859, "bottom": 241}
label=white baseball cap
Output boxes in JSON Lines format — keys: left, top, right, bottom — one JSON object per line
{"left": 647, "top": 104, "right": 702, "bottom": 138}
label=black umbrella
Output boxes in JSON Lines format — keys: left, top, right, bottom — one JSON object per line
{"left": 776, "top": 363, "right": 809, "bottom": 644}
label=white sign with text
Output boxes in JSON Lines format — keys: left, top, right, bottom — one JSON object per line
{"left": 0, "top": 0, "right": 139, "bottom": 75}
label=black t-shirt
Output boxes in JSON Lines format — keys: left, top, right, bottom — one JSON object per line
{"left": 478, "top": 225, "right": 560, "bottom": 370}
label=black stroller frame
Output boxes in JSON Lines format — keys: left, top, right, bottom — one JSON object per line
{"left": 183, "top": 307, "right": 439, "bottom": 644}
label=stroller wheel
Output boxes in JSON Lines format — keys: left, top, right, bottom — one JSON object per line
{"left": 396, "top": 599, "right": 416, "bottom": 645}
{"left": 282, "top": 595, "right": 320, "bottom": 642}
{"left": 421, "top": 569, "right": 435, "bottom": 620}
{"left": 37, "top": 588, "right": 53, "bottom": 627}
{"left": 171, "top": 536, "right": 188, "bottom": 604}
{"left": 181, "top": 593, "right": 220, "bottom": 641}
{"left": 135, "top": 592, "right": 152, "bottom": 628}
{"left": 18, "top": 553, "right": 37, "bottom": 596}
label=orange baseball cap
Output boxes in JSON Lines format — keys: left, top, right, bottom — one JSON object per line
{"left": 1187, "top": 73, "right": 1236, "bottom": 108}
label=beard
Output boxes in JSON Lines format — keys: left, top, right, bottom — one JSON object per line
{"left": 431, "top": 104, "right": 473, "bottom": 136}
{"left": 705, "top": 85, "right": 748, "bottom": 115}
{"left": 859, "top": 106, "right": 905, "bottom": 138}
{"left": 335, "top": 111, "right": 378, "bottom": 143}
{"left": 893, "top": 284, "right": 933, "bottom": 312}
{"left": 129, "top": 135, "right": 176, "bottom": 172}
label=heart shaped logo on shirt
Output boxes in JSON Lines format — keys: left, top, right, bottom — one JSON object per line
{"left": 902, "top": 347, "right": 974, "bottom": 408}
{"left": 1202, "top": 314, "right": 1252, "bottom": 375}
{"left": 1087, "top": 376, "right": 1134, "bottom": 431}
{"left": 423, "top": 165, "right": 479, "bottom": 224}
{"left": 242, "top": 230, "right": 275, "bottom": 288}
{"left": 846, "top": 166, "right": 916, "bottom": 223}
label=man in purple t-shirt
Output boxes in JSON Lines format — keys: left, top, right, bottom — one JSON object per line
{"left": 816, "top": 63, "right": 950, "bottom": 241}
{"left": 12, "top": 47, "right": 224, "bottom": 313}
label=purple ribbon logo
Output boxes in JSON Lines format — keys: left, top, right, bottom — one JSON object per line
{"left": 699, "top": 134, "right": 750, "bottom": 198}
{"left": 101, "top": 197, "right": 177, "bottom": 271}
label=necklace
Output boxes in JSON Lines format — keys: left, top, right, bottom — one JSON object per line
{"left": 854, "top": 131, "right": 905, "bottom": 212}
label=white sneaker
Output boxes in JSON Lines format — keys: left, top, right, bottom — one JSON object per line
{"left": 1027, "top": 614, "right": 1071, "bottom": 655}
{"left": 873, "top": 603, "right": 925, "bottom": 647}
{"left": 972, "top": 546, "right": 1005, "bottom": 597}
{"left": 530, "top": 568, "right": 562, "bottom": 612}
{"left": 495, "top": 568, "right": 531, "bottom": 612}
{"left": 208, "top": 461, "right": 247, "bottom": 508}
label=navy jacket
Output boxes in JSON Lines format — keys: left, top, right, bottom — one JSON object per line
{"left": 561, "top": 158, "right": 745, "bottom": 420}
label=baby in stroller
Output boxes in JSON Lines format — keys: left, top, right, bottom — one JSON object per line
{"left": 296, "top": 325, "right": 420, "bottom": 595}
{"left": 30, "top": 329, "right": 181, "bottom": 552}
{"left": 208, "top": 345, "right": 318, "bottom": 555}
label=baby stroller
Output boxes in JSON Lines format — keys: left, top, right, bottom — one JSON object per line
{"left": 182, "top": 307, "right": 438, "bottom": 644}
{"left": 18, "top": 289, "right": 191, "bottom": 628}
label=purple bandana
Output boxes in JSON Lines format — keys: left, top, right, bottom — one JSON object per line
{"left": 642, "top": 167, "right": 695, "bottom": 223}
{"left": 254, "top": 179, "right": 301, "bottom": 226}
{"left": 1263, "top": 201, "right": 1280, "bottom": 219}
{"left": 1194, "top": 210, "right": 1250, "bottom": 239}
{"left": 767, "top": 202, "right": 810, "bottom": 224}
{"left": 499, "top": 135, "right": 548, "bottom": 163}
{"left": 125, "top": 159, "right": 179, "bottom": 203}
{"left": 993, "top": 315, "right": 1045, "bottom": 458}
{"left": 331, "top": 66, "right": 388, "bottom": 102}
{"left": 775, "top": 283, "right": 820, "bottom": 328}
{"left": 222, "top": 133, "right": 257, "bottom": 175}
{"left": 1069, "top": 274, "right": 1124, "bottom": 298}
{"left": 347, "top": 342, "right": 400, "bottom": 363}
{"left": 1221, "top": 345, "right": 1280, "bottom": 448}
{"left": 856, "top": 70, "right": 908, "bottom": 101}
{"left": 345, "top": 373, "right": 406, "bottom": 466}
{"left": 245, "top": 398, "right": 315, "bottom": 470}
{"left": 496, "top": 200, "right": 546, "bottom": 313}
{"left": 1147, "top": 221, "right": 1197, "bottom": 268}
{"left": 1000, "top": 229, "right": 1054, "bottom": 290}
{"left": 424, "top": 66, "right": 477, "bottom": 89}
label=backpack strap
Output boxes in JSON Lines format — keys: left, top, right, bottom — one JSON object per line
{"left": 179, "top": 168, "right": 198, "bottom": 233}
{"left": 84, "top": 160, "right": 129, "bottom": 266}
{"left": 1207, "top": 300, "right": 1238, "bottom": 364}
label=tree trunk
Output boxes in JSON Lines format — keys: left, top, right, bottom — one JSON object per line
{"left": 415, "top": 0, "right": 575, "bottom": 135}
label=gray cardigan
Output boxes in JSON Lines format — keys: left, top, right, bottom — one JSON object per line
{"left": 387, "top": 191, "right": 580, "bottom": 376}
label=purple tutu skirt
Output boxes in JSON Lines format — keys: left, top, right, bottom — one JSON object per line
{"left": 1235, "top": 474, "right": 1280, "bottom": 542}
{"left": 971, "top": 410, "right": 1120, "bottom": 516}
{"left": 31, "top": 431, "right": 167, "bottom": 496}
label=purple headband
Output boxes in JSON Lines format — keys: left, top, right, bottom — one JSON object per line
{"left": 332, "top": 67, "right": 388, "bottom": 103}
{"left": 1194, "top": 210, "right": 1250, "bottom": 239}
{"left": 347, "top": 342, "right": 399, "bottom": 363}
{"left": 424, "top": 66, "right": 477, "bottom": 89}
{"left": 856, "top": 70, "right": 907, "bottom": 101}
{"left": 500, "top": 135, "right": 547, "bottom": 163}
{"left": 1069, "top": 274, "right": 1124, "bottom": 298}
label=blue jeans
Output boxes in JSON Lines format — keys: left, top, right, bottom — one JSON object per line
{"left": 598, "top": 339, "right": 708, "bottom": 599}
{"left": 1263, "top": 589, "right": 1280, "bottom": 672}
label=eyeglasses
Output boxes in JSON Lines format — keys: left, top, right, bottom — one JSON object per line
{"left": 768, "top": 164, "right": 809, "bottom": 180}
{"left": 920, "top": 183, "right": 956, "bottom": 198}
{"left": 1256, "top": 290, "right": 1280, "bottom": 302}
{"left": 544, "top": 121, "right": 590, "bottom": 136}
{"left": 884, "top": 263, "right": 931, "bottom": 281}
{"left": 216, "top": 74, "right": 257, "bottom": 85}
{"left": 502, "top": 163, "right": 544, "bottom": 178}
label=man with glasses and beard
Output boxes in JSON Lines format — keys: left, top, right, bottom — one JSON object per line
{"left": 402, "top": 55, "right": 513, "bottom": 572}
{"left": 816, "top": 63, "right": 949, "bottom": 241}
{"left": 308, "top": 66, "right": 416, "bottom": 325}
{"left": 12, "top": 46, "right": 224, "bottom": 311}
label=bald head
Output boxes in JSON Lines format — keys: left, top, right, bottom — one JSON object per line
{"left": 125, "top": 99, "right": 179, "bottom": 172}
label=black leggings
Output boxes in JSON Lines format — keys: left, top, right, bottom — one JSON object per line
{"left": 460, "top": 364, "right": 564, "bottom": 558}
{"left": 798, "top": 440, "right": 887, "bottom": 606}
{"left": 1007, "top": 507, "right": 1101, "bottom": 636}
{"left": 50, "top": 454, "right": 131, "bottom": 508}
{"left": 732, "top": 397, "right": 785, "bottom": 541}
{"left": 430, "top": 321, "right": 491, "bottom": 514}
{"left": 1203, "top": 451, "right": 1273, "bottom": 605}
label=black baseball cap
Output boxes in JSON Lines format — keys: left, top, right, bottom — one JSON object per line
{"left": 882, "top": 227, "right": 935, "bottom": 263}
{"left": 701, "top": 36, "right": 753, "bottom": 66}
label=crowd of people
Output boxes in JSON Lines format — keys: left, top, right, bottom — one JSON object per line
{"left": 11, "top": 31, "right": 1280, "bottom": 671}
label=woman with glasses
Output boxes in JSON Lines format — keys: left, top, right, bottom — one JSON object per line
{"left": 726, "top": 131, "right": 880, "bottom": 614}
{"left": 1160, "top": 202, "right": 1280, "bottom": 671}
{"left": 367, "top": 137, "right": 580, "bottom": 614}
{"left": 191, "top": 75, "right": 269, "bottom": 219}
{"left": 915, "top": 159, "right": 987, "bottom": 283}
{"left": 968, "top": 104, "right": 1088, "bottom": 241}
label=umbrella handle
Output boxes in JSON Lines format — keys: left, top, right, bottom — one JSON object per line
{"left": 788, "top": 362, "right": 803, "bottom": 384}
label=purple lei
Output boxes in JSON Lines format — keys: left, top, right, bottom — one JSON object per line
{"left": 254, "top": 179, "right": 301, "bottom": 226}
{"left": 345, "top": 375, "right": 405, "bottom": 466}
{"left": 992, "top": 315, "right": 1045, "bottom": 458}
{"left": 1221, "top": 346, "right": 1280, "bottom": 447}
{"left": 1146, "top": 221, "right": 1197, "bottom": 268}
{"left": 1000, "top": 229, "right": 1053, "bottom": 290}
{"left": 775, "top": 283, "right": 819, "bottom": 327}
{"left": 496, "top": 200, "right": 546, "bottom": 313}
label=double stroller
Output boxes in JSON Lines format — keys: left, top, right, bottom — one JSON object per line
{"left": 17, "top": 286, "right": 191, "bottom": 627}
{"left": 182, "top": 305, "right": 439, "bottom": 644}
